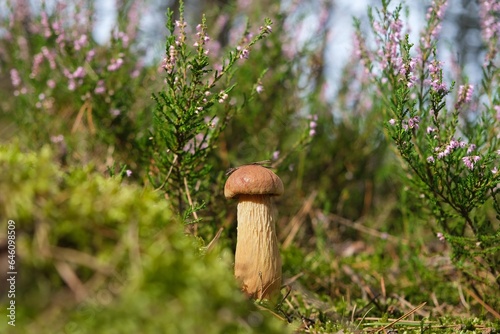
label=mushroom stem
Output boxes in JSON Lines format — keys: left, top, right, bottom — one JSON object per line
{"left": 235, "top": 194, "right": 282, "bottom": 300}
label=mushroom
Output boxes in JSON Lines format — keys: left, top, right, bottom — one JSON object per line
{"left": 224, "top": 164, "right": 284, "bottom": 300}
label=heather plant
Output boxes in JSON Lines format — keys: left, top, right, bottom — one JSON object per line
{"left": 0, "top": 0, "right": 153, "bottom": 167}
{"left": 147, "top": 2, "right": 275, "bottom": 222}
{"left": 355, "top": 0, "right": 500, "bottom": 310}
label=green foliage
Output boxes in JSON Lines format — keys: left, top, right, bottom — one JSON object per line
{"left": 355, "top": 0, "right": 500, "bottom": 308}
{"left": 148, "top": 1, "right": 273, "bottom": 218}
{"left": 0, "top": 143, "right": 288, "bottom": 333}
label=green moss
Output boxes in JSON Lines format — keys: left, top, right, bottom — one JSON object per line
{"left": 0, "top": 144, "right": 288, "bottom": 333}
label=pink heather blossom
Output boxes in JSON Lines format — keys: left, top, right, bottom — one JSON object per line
{"left": 464, "top": 85, "right": 474, "bottom": 102}
{"left": 206, "top": 116, "right": 219, "bottom": 128}
{"left": 449, "top": 139, "right": 460, "bottom": 149}
{"left": 51, "top": 135, "right": 64, "bottom": 143}
{"left": 30, "top": 53, "right": 44, "bottom": 78}
{"left": 40, "top": 11, "right": 51, "bottom": 38}
{"left": 110, "top": 109, "right": 121, "bottom": 117}
{"left": 126, "top": 169, "right": 132, "bottom": 177}
{"left": 47, "top": 79, "right": 56, "bottom": 89}
{"left": 163, "top": 45, "right": 177, "bottom": 74}
{"left": 10, "top": 69, "right": 21, "bottom": 87}
{"left": 427, "top": 60, "right": 447, "bottom": 92}
{"left": 256, "top": 84, "right": 264, "bottom": 94}
{"left": 437, "top": 232, "right": 445, "bottom": 241}
{"left": 73, "top": 66, "right": 85, "bottom": 79}
{"left": 115, "top": 31, "right": 130, "bottom": 48}
{"left": 68, "top": 80, "right": 76, "bottom": 91}
{"left": 407, "top": 116, "right": 420, "bottom": 129}
{"left": 238, "top": 47, "right": 250, "bottom": 59}
{"left": 426, "top": 126, "right": 435, "bottom": 134}
{"left": 467, "top": 144, "right": 476, "bottom": 154}
{"left": 41, "top": 47, "right": 56, "bottom": 70}
{"left": 427, "top": 156, "right": 435, "bottom": 163}
{"left": 218, "top": 92, "right": 228, "bottom": 103}
{"left": 94, "top": 80, "right": 105, "bottom": 94}
{"left": 492, "top": 167, "right": 498, "bottom": 174}
{"left": 462, "top": 156, "right": 480, "bottom": 170}
{"left": 272, "top": 150, "right": 280, "bottom": 161}
{"left": 389, "top": 119, "right": 396, "bottom": 125}
{"left": 86, "top": 49, "right": 96, "bottom": 62}
{"left": 479, "top": 0, "right": 500, "bottom": 41}
{"left": 456, "top": 84, "right": 474, "bottom": 108}
{"left": 74, "top": 34, "right": 88, "bottom": 51}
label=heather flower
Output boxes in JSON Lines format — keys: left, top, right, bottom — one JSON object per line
{"left": 68, "top": 80, "right": 76, "bottom": 91}
{"left": 40, "top": 11, "right": 51, "bottom": 38}
{"left": 478, "top": 0, "right": 500, "bottom": 46}
{"left": 389, "top": 119, "right": 396, "bottom": 126}
{"left": 272, "top": 150, "right": 280, "bottom": 161}
{"left": 115, "top": 31, "right": 130, "bottom": 48}
{"left": 94, "top": 80, "right": 106, "bottom": 94}
{"left": 456, "top": 84, "right": 474, "bottom": 109}
{"left": 41, "top": 47, "right": 56, "bottom": 69}
{"left": 448, "top": 139, "right": 460, "bottom": 149}
{"left": 86, "top": 49, "right": 96, "bottom": 62}
{"left": 462, "top": 156, "right": 480, "bottom": 170}
{"left": 494, "top": 105, "right": 500, "bottom": 121}
{"left": 30, "top": 53, "right": 44, "bottom": 78}
{"left": 125, "top": 169, "right": 132, "bottom": 177}
{"left": 467, "top": 144, "right": 476, "bottom": 154}
{"left": 10, "top": 69, "right": 21, "bottom": 87}
{"left": 437, "top": 232, "right": 445, "bottom": 241}
{"left": 50, "top": 134, "right": 64, "bottom": 143}
{"left": 256, "top": 84, "right": 264, "bottom": 94}
{"left": 407, "top": 116, "right": 420, "bottom": 129}
{"left": 206, "top": 116, "right": 219, "bottom": 128}
{"left": 427, "top": 156, "right": 435, "bottom": 163}
{"left": 73, "top": 66, "right": 85, "bottom": 79}
{"left": 218, "top": 92, "right": 228, "bottom": 103}
{"left": 238, "top": 47, "right": 250, "bottom": 59}
{"left": 110, "top": 109, "right": 121, "bottom": 117}
{"left": 107, "top": 58, "right": 124, "bottom": 72}
{"left": 163, "top": 45, "right": 177, "bottom": 74}
{"left": 74, "top": 34, "right": 88, "bottom": 51}
{"left": 418, "top": 0, "right": 448, "bottom": 51}
{"left": 426, "top": 126, "right": 435, "bottom": 134}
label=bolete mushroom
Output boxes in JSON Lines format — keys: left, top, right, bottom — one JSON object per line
{"left": 224, "top": 164, "right": 283, "bottom": 300}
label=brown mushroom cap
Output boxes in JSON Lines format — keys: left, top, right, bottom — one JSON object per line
{"left": 224, "top": 165, "right": 284, "bottom": 199}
